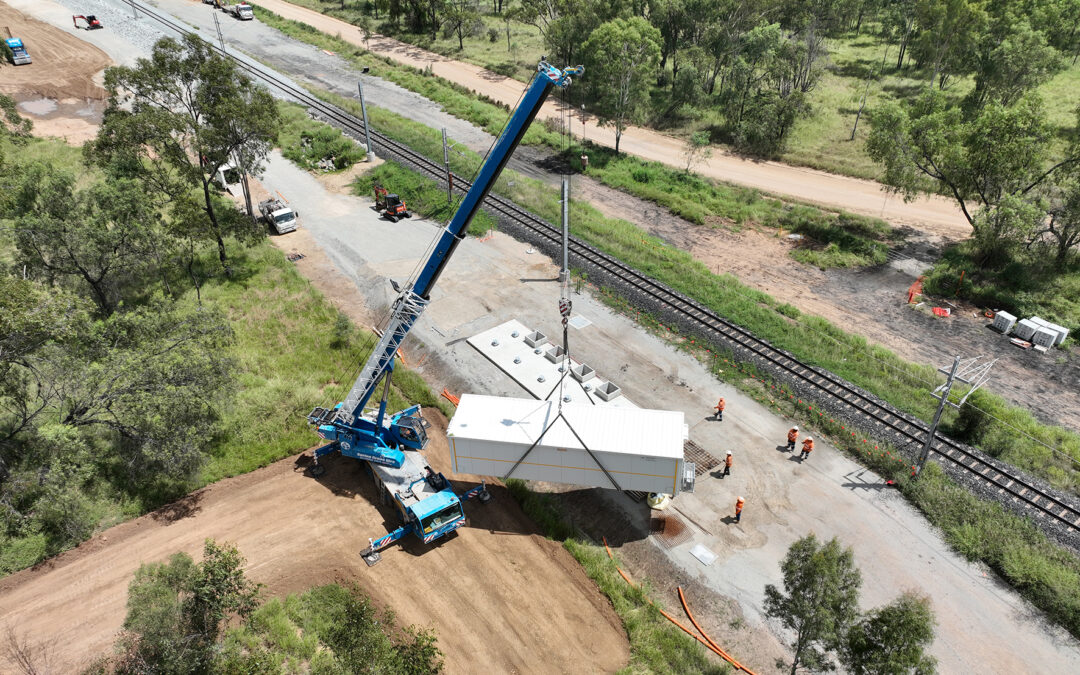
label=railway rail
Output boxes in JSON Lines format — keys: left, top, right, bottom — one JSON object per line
{"left": 131, "top": 0, "right": 1080, "bottom": 541}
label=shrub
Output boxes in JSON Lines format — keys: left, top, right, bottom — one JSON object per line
{"left": 277, "top": 102, "right": 365, "bottom": 171}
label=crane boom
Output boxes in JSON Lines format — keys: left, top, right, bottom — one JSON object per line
{"left": 308, "top": 60, "right": 582, "bottom": 471}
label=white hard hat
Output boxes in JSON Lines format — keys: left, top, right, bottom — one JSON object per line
{"left": 726, "top": 450, "right": 732, "bottom": 455}
{"left": 806, "top": 436, "right": 813, "bottom": 441}
{"left": 793, "top": 426, "right": 798, "bottom": 430}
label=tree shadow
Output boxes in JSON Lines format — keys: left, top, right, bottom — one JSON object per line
{"left": 295, "top": 454, "right": 637, "bottom": 560}
{"left": 150, "top": 491, "right": 205, "bottom": 524}
{"left": 831, "top": 60, "right": 876, "bottom": 80}
{"left": 881, "top": 81, "right": 928, "bottom": 99}
{"left": 841, "top": 480, "right": 891, "bottom": 492}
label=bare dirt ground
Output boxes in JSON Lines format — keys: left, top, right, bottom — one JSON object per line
{"left": 0, "top": 164, "right": 628, "bottom": 671}
{"left": 254, "top": 0, "right": 967, "bottom": 233}
{"left": 0, "top": 409, "right": 630, "bottom": 673}
{"left": 0, "top": 1, "right": 110, "bottom": 143}
{"left": 574, "top": 174, "right": 1080, "bottom": 431}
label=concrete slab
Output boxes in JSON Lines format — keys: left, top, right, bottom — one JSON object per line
{"left": 467, "top": 319, "right": 637, "bottom": 408}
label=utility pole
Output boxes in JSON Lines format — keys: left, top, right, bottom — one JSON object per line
{"left": 567, "top": 101, "right": 572, "bottom": 148}
{"left": 442, "top": 128, "right": 452, "bottom": 205}
{"left": 580, "top": 104, "right": 586, "bottom": 143}
{"left": 212, "top": 11, "right": 225, "bottom": 52}
{"left": 916, "top": 355, "right": 995, "bottom": 475}
{"left": 560, "top": 179, "right": 569, "bottom": 284}
{"left": 358, "top": 68, "right": 375, "bottom": 160}
{"left": 129, "top": 0, "right": 138, "bottom": 20}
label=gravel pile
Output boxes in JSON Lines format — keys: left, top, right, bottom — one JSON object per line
{"left": 56, "top": 0, "right": 172, "bottom": 56}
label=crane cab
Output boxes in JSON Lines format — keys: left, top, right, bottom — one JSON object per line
{"left": 390, "top": 410, "right": 429, "bottom": 449}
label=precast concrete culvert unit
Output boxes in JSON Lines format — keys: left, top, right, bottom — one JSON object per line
{"left": 447, "top": 394, "right": 695, "bottom": 495}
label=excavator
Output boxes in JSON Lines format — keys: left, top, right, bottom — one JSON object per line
{"left": 72, "top": 15, "right": 103, "bottom": 30}
{"left": 373, "top": 184, "right": 411, "bottom": 222}
{"left": 306, "top": 59, "right": 582, "bottom": 564}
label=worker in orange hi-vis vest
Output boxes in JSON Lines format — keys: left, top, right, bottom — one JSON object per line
{"left": 786, "top": 426, "right": 799, "bottom": 451}
{"left": 735, "top": 496, "right": 745, "bottom": 523}
{"left": 714, "top": 397, "right": 726, "bottom": 421}
{"left": 722, "top": 450, "right": 733, "bottom": 478}
{"left": 800, "top": 436, "right": 814, "bottom": 460}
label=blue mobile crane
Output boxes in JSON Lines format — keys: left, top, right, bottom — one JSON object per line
{"left": 307, "top": 59, "right": 583, "bottom": 564}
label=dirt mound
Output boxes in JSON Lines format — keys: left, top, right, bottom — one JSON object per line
{"left": 0, "top": 411, "right": 629, "bottom": 673}
{"left": 0, "top": 3, "right": 111, "bottom": 100}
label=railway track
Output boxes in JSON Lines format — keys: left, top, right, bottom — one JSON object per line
{"left": 131, "top": 1, "right": 1080, "bottom": 540}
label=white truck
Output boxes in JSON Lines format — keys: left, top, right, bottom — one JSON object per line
{"left": 258, "top": 198, "right": 299, "bottom": 234}
{"left": 225, "top": 3, "right": 254, "bottom": 20}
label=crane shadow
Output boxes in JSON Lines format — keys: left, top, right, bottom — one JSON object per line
{"left": 295, "top": 453, "right": 646, "bottom": 559}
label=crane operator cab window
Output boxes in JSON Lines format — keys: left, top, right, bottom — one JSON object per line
{"left": 421, "top": 503, "right": 462, "bottom": 534}
{"left": 396, "top": 415, "right": 427, "bottom": 447}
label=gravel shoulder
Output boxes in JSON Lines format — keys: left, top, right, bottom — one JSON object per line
{"left": 252, "top": 153, "right": 1080, "bottom": 673}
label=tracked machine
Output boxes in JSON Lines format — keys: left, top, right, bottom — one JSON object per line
{"left": 73, "top": 15, "right": 103, "bottom": 30}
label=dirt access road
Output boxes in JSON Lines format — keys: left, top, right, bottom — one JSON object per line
{"left": 0, "top": 1, "right": 111, "bottom": 143}
{"left": 0, "top": 413, "right": 629, "bottom": 673}
{"left": 255, "top": 0, "right": 966, "bottom": 235}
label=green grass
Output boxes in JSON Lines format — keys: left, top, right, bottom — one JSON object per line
{"left": 569, "top": 143, "right": 903, "bottom": 267}
{"left": 782, "top": 28, "right": 1080, "bottom": 178}
{"left": 783, "top": 206, "right": 899, "bottom": 269}
{"left": 332, "top": 102, "right": 1080, "bottom": 494}
{"left": 261, "top": 3, "right": 1080, "bottom": 182}
{"left": 274, "top": 0, "right": 546, "bottom": 82}
{"left": 506, "top": 480, "right": 729, "bottom": 674}
{"left": 352, "top": 162, "right": 497, "bottom": 236}
{"left": 255, "top": 4, "right": 902, "bottom": 268}
{"left": 923, "top": 242, "right": 1080, "bottom": 344}
{"left": 277, "top": 100, "right": 366, "bottom": 170}
{"left": 219, "top": 583, "right": 442, "bottom": 672}
{"left": 194, "top": 241, "right": 449, "bottom": 483}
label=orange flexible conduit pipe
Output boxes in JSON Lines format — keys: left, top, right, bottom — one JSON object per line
{"left": 677, "top": 587, "right": 755, "bottom": 674}
{"left": 602, "top": 538, "right": 757, "bottom": 674}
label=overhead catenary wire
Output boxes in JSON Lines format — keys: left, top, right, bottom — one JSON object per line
{"left": 135, "top": 0, "right": 1079, "bottom": 473}
{"left": 398, "top": 71, "right": 537, "bottom": 292}
{"left": 126, "top": 0, "right": 1080, "bottom": 532}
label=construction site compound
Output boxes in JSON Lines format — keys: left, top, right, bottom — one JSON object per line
{"left": 2, "top": 1, "right": 1080, "bottom": 673}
